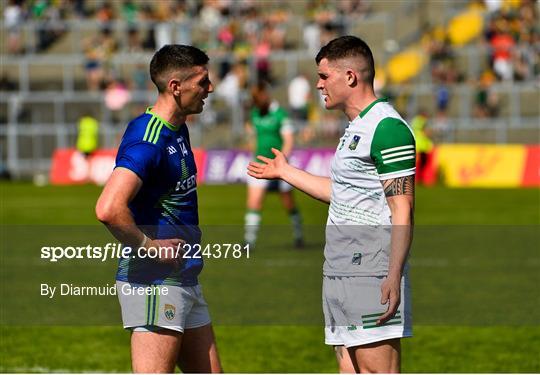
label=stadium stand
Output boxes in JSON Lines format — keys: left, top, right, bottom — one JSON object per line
{"left": 1, "top": 0, "right": 538, "bottom": 178}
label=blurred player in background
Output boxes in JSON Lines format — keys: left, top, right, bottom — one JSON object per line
{"left": 244, "top": 81, "right": 304, "bottom": 249}
{"left": 96, "top": 44, "right": 221, "bottom": 373}
{"left": 248, "top": 36, "right": 415, "bottom": 373}
{"left": 411, "top": 109, "right": 434, "bottom": 185}
{"left": 76, "top": 113, "right": 99, "bottom": 157}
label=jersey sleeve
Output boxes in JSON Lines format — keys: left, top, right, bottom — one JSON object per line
{"left": 278, "top": 108, "right": 294, "bottom": 134}
{"left": 370, "top": 117, "right": 416, "bottom": 180}
{"left": 115, "top": 142, "right": 162, "bottom": 181}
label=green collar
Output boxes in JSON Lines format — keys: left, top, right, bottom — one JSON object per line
{"left": 145, "top": 107, "right": 180, "bottom": 131}
{"left": 359, "top": 97, "right": 388, "bottom": 118}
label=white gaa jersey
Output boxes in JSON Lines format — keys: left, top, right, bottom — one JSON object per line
{"left": 324, "top": 98, "right": 416, "bottom": 277}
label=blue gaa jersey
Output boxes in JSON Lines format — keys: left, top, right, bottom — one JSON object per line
{"left": 115, "top": 107, "right": 202, "bottom": 287}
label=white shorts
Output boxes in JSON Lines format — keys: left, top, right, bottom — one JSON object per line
{"left": 323, "top": 274, "right": 412, "bottom": 347}
{"left": 116, "top": 281, "right": 211, "bottom": 333}
{"left": 246, "top": 174, "right": 293, "bottom": 192}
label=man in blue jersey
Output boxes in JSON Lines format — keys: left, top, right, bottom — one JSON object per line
{"left": 96, "top": 45, "right": 221, "bottom": 373}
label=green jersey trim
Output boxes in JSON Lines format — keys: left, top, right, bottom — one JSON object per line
{"left": 146, "top": 107, "right": 180, "bottom": 131}
{"left": 359, "top": 97, "right": 388, "bottom": 118}
{"left": 370, "top": 117, "right": 416, "bottom": 176}
{"left": 142, "top": 117, "right": 166, "bottom": 144}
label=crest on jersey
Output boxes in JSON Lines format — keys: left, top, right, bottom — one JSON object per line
{"left": 349, "top": 135, "right": 361, "bottom": 150}
{"left": 338, "top": 133, "right": 350, "bottom": 150}
{"left": 164, "top": 304, "right": 176, "bottom": 321}
{"left": 352, "top": 252, "right": 362, "bottom": 265}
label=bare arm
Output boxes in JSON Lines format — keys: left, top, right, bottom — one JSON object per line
{"left": 377, "top": 174, "right": 415, "bottom": 325}
{"left": 247, "top": 148, "right": 332, "bottom": 203}
{"left": 245, "top": 121, "right": 255, "bottom": 153}
{"left": 95, "top": 167, "right": 183, "bottom": 262}
{"left": 280, "top": 131, "right": 294, "bottom": 158}
{"left": 95, "top": 167, "right": 146, "bottom": 248}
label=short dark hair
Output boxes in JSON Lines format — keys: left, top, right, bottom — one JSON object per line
{"left": 149, "top": 44, "right": 209, "bottom": 93}
{"left": 315, "top": 35, "right": 375, "bottom": 85}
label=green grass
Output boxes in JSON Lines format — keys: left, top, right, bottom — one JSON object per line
{"left": 1, "top": 182, "right": 539, "bottom": 372}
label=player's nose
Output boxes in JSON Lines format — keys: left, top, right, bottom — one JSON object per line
{"left": 207, "top": 81, "right": 214, "bottom": 94}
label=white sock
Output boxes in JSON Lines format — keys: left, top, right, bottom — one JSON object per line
{"left": 244, "top": 210, "right": 261, "bottom": 244}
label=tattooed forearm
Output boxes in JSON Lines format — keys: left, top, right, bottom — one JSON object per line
{"left": 383, "top": 175, "right": 415, "bottom": 197}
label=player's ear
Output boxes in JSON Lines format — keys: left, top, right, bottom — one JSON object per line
{"left": 346, "top": 69, "right": 358, "bottom": 87}
{"left": 168, "top": 78, "right": 182, "bottom": 97}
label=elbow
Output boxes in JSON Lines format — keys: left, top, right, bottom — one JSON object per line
{"left": 95, "top": 199, "right": 114, "bottom": 224}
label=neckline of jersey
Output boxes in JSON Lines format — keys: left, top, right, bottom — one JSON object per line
{"left": 145, "top": 107, "right": 181, "bottom": 131}
{"left": 358, "top": 97, "right": 388, "bottom": 119}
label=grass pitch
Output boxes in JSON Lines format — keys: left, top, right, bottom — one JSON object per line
{"left": 1, "top": 182, "right": 539, "bottom": 372}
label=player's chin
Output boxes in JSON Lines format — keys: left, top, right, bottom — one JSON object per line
{"left": 192, "top": 103, "right": 204, "bottom": 113}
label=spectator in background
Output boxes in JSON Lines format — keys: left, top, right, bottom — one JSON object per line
{"left": 104, "top": 78, "right": 131, "bottom": 113}
{"left": 95, "top": 1, "right": 115, "bottom": 23}
{"left": 255, "top": 25, "right": 273, "bottom": 82}
{"left": 288, "top": 73, "right": 311, "bottom": 128}
{"left": 4, "top": 0, "right": 25, "bottom": 54}
{"left": 121, "top": 0, "right": 138, "bottom": 25}
{"left": 303, "top": 18, "right": 321, "bottom": 54}
{"left": 490, "top": 27, "right": 515, "bottom": 81}
{"left": 154, "top": 1, "right": 174, "bottom": 49}
{"left": 140, "top": 4, "right": 157, "bottom": 51}
{"left": 76, "top": 114, "right": 99, "bottom": 157}
{"left": 215, "top": 61, "right": 248, "bottom": 108}
{"left": 125, "top": 27, "right": 143, "bottom": 52}
{"left": 411, "top": 109, "right": 434, "bottom": 185}
{"left": 474, "top": 70, "right": 500, "bottom": 118}
{"left": 83, "top": 27, "right": 118, "bottom": 91}
{"left": 33, "top": 0, "right": 65, "bottom": 52}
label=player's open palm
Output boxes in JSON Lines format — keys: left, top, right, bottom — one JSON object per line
{"left": 247, "top": 148, "right": 288, "bottom": 180}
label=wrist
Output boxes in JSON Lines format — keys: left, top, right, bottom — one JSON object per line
{"left": 280, "top": 163, "right": 294, "bottom": 181}
{"left": 387, "top": 270, "right": 402, "bottom": 282}
{"left": 137, "top": 234, "right": 148, "bottom": 249}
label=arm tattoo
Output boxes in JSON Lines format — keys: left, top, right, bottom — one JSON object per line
{"left": 383, "top": 175, "right": 415, "bottom": 197}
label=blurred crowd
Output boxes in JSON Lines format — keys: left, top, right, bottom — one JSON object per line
{"left": 411, "top": 0, "right": 538, "bottom": 125}
{"left": 3, "top": 0, "right": 538, "bottom": 145}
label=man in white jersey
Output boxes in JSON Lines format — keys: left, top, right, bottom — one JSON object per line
{"left": 248, "top": 35, "right": 415, "bottom": 373}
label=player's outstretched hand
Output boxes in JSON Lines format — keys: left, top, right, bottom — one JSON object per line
{"left": 377, "top": 276, "right": 401, "bottom": 325}
{"left": 146, "top": 238, "right": 185, "bottom": 269}
{"left": 247, "top": 148, "right": 288, "bottom": 180}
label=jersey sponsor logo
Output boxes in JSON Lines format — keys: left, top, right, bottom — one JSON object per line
{"left": 167, "top": 146, "right": 177, "bottom": 155}
{"left": 352, "top": 252, "right": 362, "bottom": 265}
{"left": 349, "top": 135, "right": 361, "bottom": 150}
{"left": 175, "top": 174, "right": 196, "bottom": 192}
{"left": 164, "top": 304, "right": 176, "bottom": 321}
{"left": 338, "top": 133, "right": 350, "bottom": 150}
